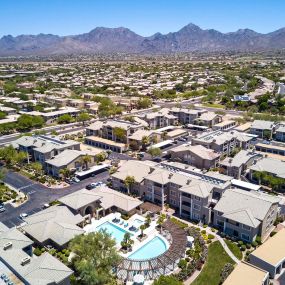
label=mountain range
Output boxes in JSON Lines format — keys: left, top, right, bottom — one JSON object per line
{"left": 1, "top": 23, "right": 285, "bottom": 56}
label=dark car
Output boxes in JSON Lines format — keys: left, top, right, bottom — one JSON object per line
{"left": 86, "top": 184, "right": 95, "bottom": 190}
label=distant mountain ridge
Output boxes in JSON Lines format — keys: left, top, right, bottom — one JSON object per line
{"left": 1, "top": 23, "right": 285, "bottom": 56}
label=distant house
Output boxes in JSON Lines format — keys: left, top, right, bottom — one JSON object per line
{"left": 275, "top": 123, "right": 285, "bottom": 142}
{"left": 233, "top": 94, "right": 251, "bottom": 102}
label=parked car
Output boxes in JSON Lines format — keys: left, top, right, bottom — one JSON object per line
{"left": 43, "top": 203, "right": 50, "bottom": 209}
{"left": 72, "top": 176, "right": 80, "bottom": 183}
{"left": 86, "top": 184, "right": 96, "bottom": 190}
{"left": 20, "top": 213, "right": 28, "bottom": 219}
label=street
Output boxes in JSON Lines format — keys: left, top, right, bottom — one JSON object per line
{"left": 0, "top": 169, "right": 109, "bottom": 228}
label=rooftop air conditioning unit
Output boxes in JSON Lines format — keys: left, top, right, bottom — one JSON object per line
{"left": 21, "top": 257, "right": 31, "bottom": 266}
{"left": 3, "top": 242, "right": 12, "bottom": 250}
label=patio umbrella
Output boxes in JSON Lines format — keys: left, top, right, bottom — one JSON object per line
{"left": 133, "top": 274, "right": 144, "bottom": 284}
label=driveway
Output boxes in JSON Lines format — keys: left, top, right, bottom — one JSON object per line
{"left": 0, "top": 169, "right": 109, "bottom": 228}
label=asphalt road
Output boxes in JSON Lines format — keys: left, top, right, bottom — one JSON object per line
{"left": 0, "top": 169, "right": 109, "bottom": 228}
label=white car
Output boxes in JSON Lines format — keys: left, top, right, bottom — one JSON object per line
{"left": 20, "top": 213, "right": 28, "bottom": 219}
{"left": 72, "top": 177, "right": 80, "bottom": 183}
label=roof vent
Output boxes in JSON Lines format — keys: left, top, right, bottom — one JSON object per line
{"left": 168, "top": 173, "right": 173, "bottom": 179}
{"left": 3, "top": 242, "right": 12, "bottom": 250}
{"left": 187, "top": 179, "right": 191, "bottom": 185}
{"left": 21, "top": 257, "right": 31, "bottom": 266}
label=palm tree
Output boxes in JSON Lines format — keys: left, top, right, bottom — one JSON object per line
{"left": 113, "top": 127, "right": 126, "bottom": 142}
{"left": 140, "top": 224, "right": 146, "bottom": 237}
{"left": 59, "top": 168, "right": 71, "bottom": 181}
{"left": 124, "top": 175, "right": 136, "bottom": 194}
{"left": 141, "top": 136, "right": 149, "bottom": 150}
{"left": 80, "top": 155, "right": 92, "bottom": 170}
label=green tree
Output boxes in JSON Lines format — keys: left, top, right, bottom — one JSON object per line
{"left": 124, "top": 175, "right": 136, "bottom": 194}
{"left": 137, "top": 98, "right": 152, "bottom": 109}
{"left": 113, "top": 127, "right": 126, "bottom": 142}
{"left": 17, "top": 114, "right": 44, "bottom": 131}
{"left": 59, "top": 168, "right": 72, "bottom": 180}
{"left": 153, "top": 275, "right": 182, "bottom": 285}
{"left": 14, "top": 151, "right": 27, "bottom": 166}
{"left": 69, "top": 231, "right": 121, "bottom": 285}
{"left": 78, "top": 112, "right": 91, "bottom": 125}
{"left": 147, "top": 147, "right": 162, "bottom": 158}
{"left": 141, "top": 136, "right": 149, "bottom": 150}
{"left": 0, "top": 112, "right": 6, "bottom": 120}
{"left": 57, "top": 114, "right": 73, "bottom": 124}
{"left": 95, "top": 152, "right": 106, "bottom": 163}
{"left": 121, "top": 232, "right": 134, "bottom": 250}
{"left": 30, "top": 162, "right": 43, "bottom": 175}
{"left": 80, "top": 155, "right": 92, "bottom": 169}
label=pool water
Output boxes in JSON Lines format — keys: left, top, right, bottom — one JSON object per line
{"left": 129, "top": 236, "right": 167, "bottom": 260}
{"left": 96, "top": 221, "right": 130, "bottom": 244}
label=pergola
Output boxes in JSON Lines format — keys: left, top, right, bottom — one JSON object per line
{"left": 115, "top": 219, "right": 187, "bottom": 281}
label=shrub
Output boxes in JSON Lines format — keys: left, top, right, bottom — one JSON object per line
{"left": 41, "top": 247, "right": 46, "bottom": 253}
{"left": 246, "top": 243, "right": 251, "bottom": 249}
{"left": 203, "top": 224, "right": 208, "bottom": 228}
{"left": 201, "top": 230, "right": 206, "bottom": 234}
{"left": 207, "top": 239, "right": 212, "bottom": 244}
{"left": 238, "top": 241, "right": 244, "bottom": 247}
{"left": 220, "top": 263, "right": 234, "bottom": 284}
{"left": 211, "top": 227, "right": 216, "bottom": 232}
{"left": 208, "top": 234, "right": 215, "bottom": 240}
{"left": 185, "top": 257, "right": 190, "bottom": 262}
{"left": 270, "top": 231, "right": 277, "bottom": 237}
{"left": 255, "top": 236, "right": 262, "bottom": 245}
{"left": 33, "top": 248, "right": 42, "bottom": 256}
{"left": 178, "top": 259, "right": 188, "bottom": 269}
{"left": 240, "top": 245, "right": 246, "bottom": 251}
{"left": 251, "top": 241, "right": 258, "bottom": 248}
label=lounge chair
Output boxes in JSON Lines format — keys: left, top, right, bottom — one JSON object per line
{"left": 124, "top": 223, "right": 128, "bottom": 228}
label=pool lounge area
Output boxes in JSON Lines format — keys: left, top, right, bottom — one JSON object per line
{"left": 84, "top": 212, "right": 187, "bottom": 281}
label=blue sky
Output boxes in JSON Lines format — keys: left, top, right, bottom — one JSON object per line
{"left": 0, "top": 0, "right": 284, "bottom": 37}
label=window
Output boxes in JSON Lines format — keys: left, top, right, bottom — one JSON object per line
{"left": 182, "top": 192, "right": 191, "bottom": 198}
{"left": 182, "top": 209, "right": 190, "bottom": 216}
{"left": 170, "top": 190, "right": 176, "bottom": 196}
{"left": 217, "top": 220, "right": 224, "bottom": 227}
{"left": 170, "top": 199, "right": 176, "bottom": 206}
{"left": 193, "top": 204, "right": 201, "bottom": 211}
{"left": 241, "top": 234, "right": 250, "bottom": 241}
{"left": 242, "top": 224, "right": 251, "bottom": 231}
{"left": 182, "top": 201, "right": 191, "bottom": 207}
{"left": 194, "top": 196, "right": 201, "bottom": 201}
{"left": 193, "top": 213, "right": 200, "bottom": 220}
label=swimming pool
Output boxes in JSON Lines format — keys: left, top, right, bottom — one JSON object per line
{"left": 96, "top": 221, "right": 130, "bottom": 244}
{"left": 129, "top": 236, "right": 168, "bottom": 260}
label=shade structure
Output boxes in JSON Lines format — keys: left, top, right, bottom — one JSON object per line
{"left": 133, "top": 274, "right": 145, "bottom": 284}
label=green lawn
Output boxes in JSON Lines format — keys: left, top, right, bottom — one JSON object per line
{"left": 225, "top": 240, "right": 243, "bottom": 260}
{"left": 202, "top": 103, "right": 225, "bottom": 109}
{"left": 192, "top": 241, "right": 235, "bottom": 285}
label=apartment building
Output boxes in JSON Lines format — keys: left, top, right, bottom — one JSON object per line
{"left": 140, "top": 108, "right": 178, "bottom": 129}
{"left": 219, "top": 150, "right": 263, "bottom": 179}
{"left": 192, "top": 130, "right": 252, "bottom": 155}
{"left": 249, "top": 229, "right": 285, "bottom": 278}
{"left": 12, "top": 135, "right": 80, "bottom": 163}
{"left": 168, "top": 144, "right": 220, "bottom": 170}
{"left": 86, "top": 119, "right": 144, "bottom": 144}
{"left": 0, "top": 222, "right": 73, "bottom": 284}
{"left": 275, "top": 124, "right": 285, "bottom": 142}
{"left": 213, "top": 189, "right": 279, "bottom": 242}
{"left": 194, "top": 112, "right": 222, "bottom": 128}
{"left": 111, "top": 160, "right": 231, "bottom": 224}
{"left": 250, "top": 120, "right": 276, "bottom": 139}
{"left": 169, "top": 107, "right": 205, "bottom": 124}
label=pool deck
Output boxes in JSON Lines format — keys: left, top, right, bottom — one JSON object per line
{"left": 84, "top": 212, "right": 169, "bottom": 258}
